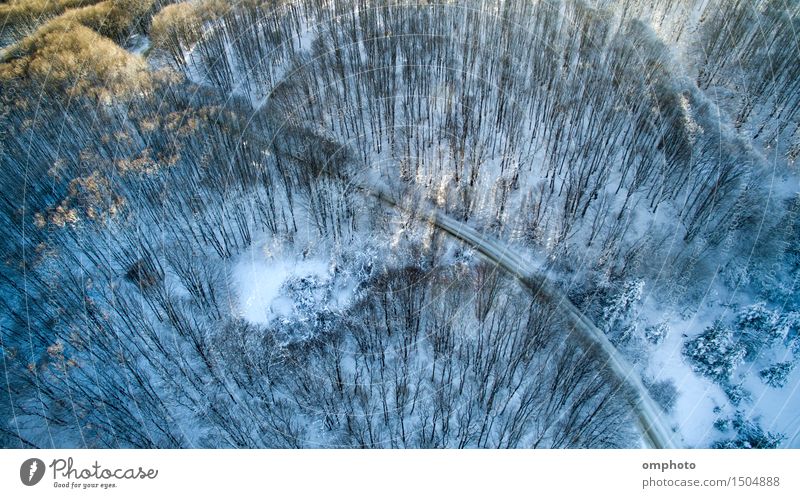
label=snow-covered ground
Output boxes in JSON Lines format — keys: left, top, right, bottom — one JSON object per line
{"left": 746, "top": 363, "right": 800, "bottom": 447}
{"left": 231, "top": 233, "right": 360, "bottom": 328}
{"left": 233, "top": 248, "right": 329, "bottom": 325}
{"left": 171, "top": 1, "right": 798, "bottom": 447}
{"left": 642, "top": 288, "right": 800, "bottom": 447}
{"left": 4, "top": 0, "right": 797, "bottom": 449}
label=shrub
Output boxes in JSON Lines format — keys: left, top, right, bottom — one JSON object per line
{"left": 759, "top": 361, "right": 795, "bottom": 388}
{"left": 734, "top": 302, "right": 783, "bottom": 361}
{"left": 126, "top": 258, "right": 163, "bottom": 289}
{"left": 644, "top": 378, "right": 679, "bottom": 413}
{"left": 713, "top": 418, "right": 731, "bottom": 432}
{"left": 723, "top": 383, "right": 750, "bottom": 406}
{"left": 644, "top": 322, "right": 669, "bottom": 345}
{"left": 683, "top": 322, "right": 746, "bottom": 383}
{"left": 712, "top": 414, "right": 784, "bottom": 449}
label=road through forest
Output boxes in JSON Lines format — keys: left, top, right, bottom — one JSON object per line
{"left": 365, "top": 185, "right": 678, "bottom": 449}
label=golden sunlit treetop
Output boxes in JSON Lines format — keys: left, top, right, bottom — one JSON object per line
{"left": 0, "top": 0, "right": 103, "bottom": 33}
{"left": 150, "top": 0, "right": 229, "bottom": 50}
{"left": 60, "top": 0, "right": 155, "bottom": 42}
{"left": 0, "top": 18, "right": 152, "bottom": 101}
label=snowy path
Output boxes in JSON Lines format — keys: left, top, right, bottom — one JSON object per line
{"left": 365, "top": 186, "right": 679, "bottom": 449}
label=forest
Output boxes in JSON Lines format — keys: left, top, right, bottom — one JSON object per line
{"left": 0, "top": 0, "right": 798, "bottom": 448}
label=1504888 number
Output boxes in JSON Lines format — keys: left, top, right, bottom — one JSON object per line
{"left": 736, "top": 476, "right": 780, "bottom": 486}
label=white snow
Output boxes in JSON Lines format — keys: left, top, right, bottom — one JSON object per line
{"left": 744, "top": 362, "right": 800, "bottom": 448}
{"left": 646, "top": 314, "right": 727, "bottom": 447}
{"left": 165, "top": 0, "right": 799, "bottom": 448}
{"left": 232, "top": 245, "right": 330, "bottom": 326}
{"left": 642, "top": 287, "right": 800, "bottom": 448}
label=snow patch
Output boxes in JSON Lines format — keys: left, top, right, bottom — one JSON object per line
{"left": 233, "top": 246, "right": 330, "bottom": 326}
